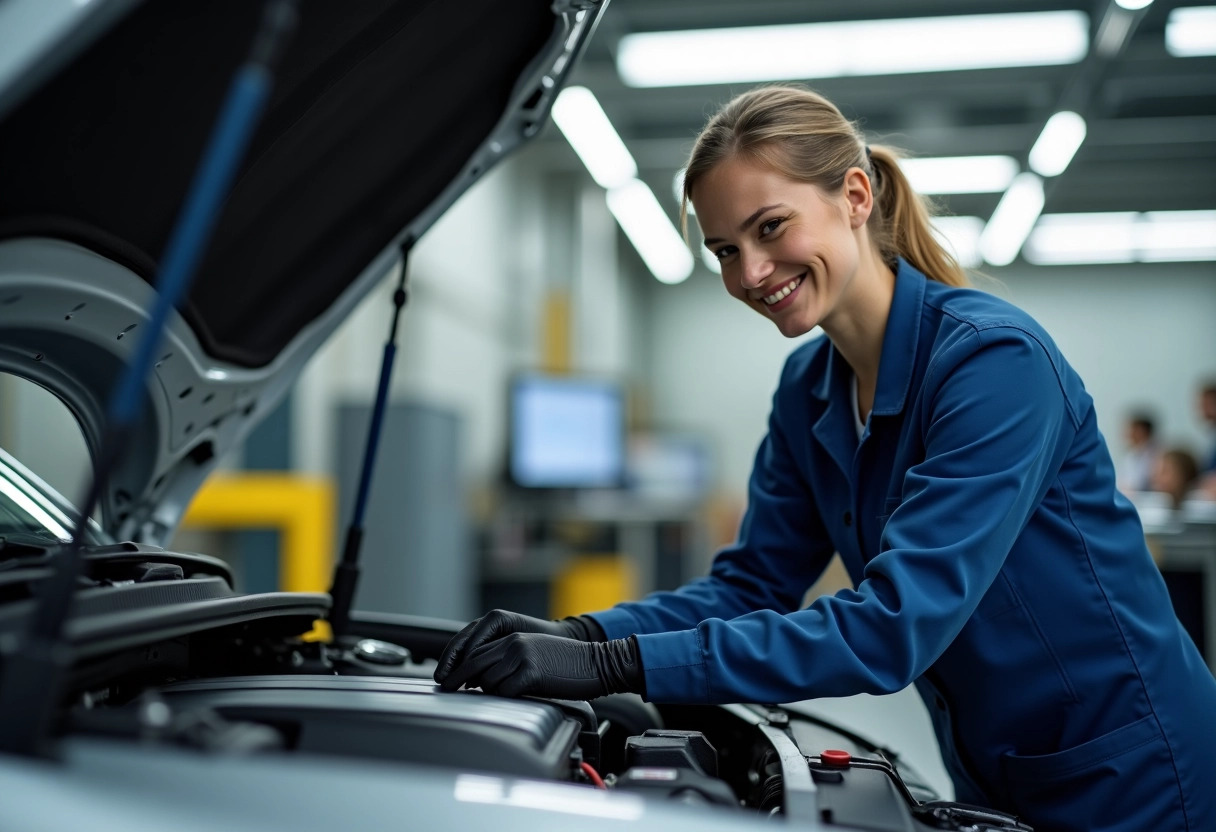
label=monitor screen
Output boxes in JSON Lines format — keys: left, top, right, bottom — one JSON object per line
{"left": 626, "top": 433, "right": 712, "bottom": 501}
{"left": 509, "top": 374, "right": 625, "bottom": 488}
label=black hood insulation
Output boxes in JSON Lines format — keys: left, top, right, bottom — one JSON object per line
{"left": 0, "top": 0, "right": 556, "bottom": 367}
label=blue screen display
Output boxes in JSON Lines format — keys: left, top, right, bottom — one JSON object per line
{"left": 510, "top": 375, "right": 624, "bottom": 488}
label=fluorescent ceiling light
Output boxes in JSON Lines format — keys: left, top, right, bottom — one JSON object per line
{"left": 1095, "top": 7, "right": 1135, "bottom": 57}
{"left": 931, "top": 216, "right": 985, "bottom": 269}
{"left": 1139, "top": 210, "right": 1216, "bottom": 260}
{"left": 701, "top": 247, "right": 721, "bottom": 274}
{"left": 900, "top": 156, "right": 1018, "bottom": 194}
{"left": 551, "top": 86, "right": 637, "bottom": 189}
{"left": 0, "top": 473, "right": 71, "bottom": 540}
{"left": 616, "top": 11, "right": 1089, "bottom": 87}
{"left": 1028, "top": 111, "right": 1087, "bottom": 177}
{"left": 979, "top": 173, "right": 1045, "bottom": 266}
{"left": 551, "top": 89, "right": 691, "bottom": 283}
{"left": 606, "top": 180, "right": 695, "bottom": 284}
{"left": 1024, "top": 211, "right": 1216, "bottom": 264}
{"left": 1024, "top": 212, "right": 1140, "bottom": 264}
{"left": 1167, "top": 7, "right": 1216, "bottom": 57}
{"left": 1115, "top": 0, "right": 1153, "bottom": 9}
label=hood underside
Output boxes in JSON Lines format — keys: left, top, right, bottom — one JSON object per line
{"left": 0, "top": 0, "right": 582, "bottom": 367}
{"left": 0, "top": 0, "right": 606, "bottom": 541}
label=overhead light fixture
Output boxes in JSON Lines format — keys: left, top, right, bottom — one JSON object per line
{"left": 1028, "top": 111, "right": 1087, "bottom": 177}
{"left": 0, "top": 474, "right": 72, "bottom": 541}
{"left": 979, "top": 173, "right": 1045, "bottom": 266}
{"left": 1114, "top": 0, "right": 1154, "bottom": 10}
{"left": 551, "top": 87, "right": 691, "bottom": 284}
{"left": 616, "top": 11, "right": 1089, "bottom": 87}
{"left": 1138, "top": 210, "right": 1216, "bottom": 261}
{"left": 1024, "top": 212, "right": 1140, "bottom": 264}
{"left": 1095, "top": 7, "right": 1135, "bottom": 57}
{"left": 551, "top": 86, "right": 637, "bottom": 189}
{"left": 899, "top": 156, "right": 1019, "bottom": 195}
{"left": 606, "top": 180, "right": 695, "bottom": 285}
{"left": 1024, "top": 211, "right": 1216, "bottom": 264}
{"left": 1166, "top": 6, "right": 1216, "bottom": 57}
{"left": 931, "top": 216, "right": 986, "bottom": 268}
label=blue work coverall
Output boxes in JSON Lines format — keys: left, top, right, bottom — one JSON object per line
{"left": 590, "top": 259, "right": 1216, "bottom": 831}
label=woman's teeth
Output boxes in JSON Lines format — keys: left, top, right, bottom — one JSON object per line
{"left": 763, "top": 276, "right": 802, "bottom": 306}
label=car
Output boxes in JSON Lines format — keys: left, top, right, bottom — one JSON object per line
{"left": 0, "top": 2, "right": 1033, "bottom": 830}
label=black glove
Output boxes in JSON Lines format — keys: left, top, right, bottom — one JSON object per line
{"left": 436, "top": 632, "right": 644, "bottom": 699}
{"left": 434, "top": 610, "right": 605, "bottom": 685}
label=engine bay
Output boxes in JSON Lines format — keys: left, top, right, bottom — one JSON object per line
{"left": 55, "top": 605, "right": 1033, "bottom": 832}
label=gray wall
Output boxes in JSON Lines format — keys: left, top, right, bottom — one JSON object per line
{"left": 337, "top": 401, "right": 471, "bottom": 620}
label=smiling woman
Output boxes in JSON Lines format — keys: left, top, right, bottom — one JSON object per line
{"left": 438, "top": 83, "right": 1216, "bottom": 832}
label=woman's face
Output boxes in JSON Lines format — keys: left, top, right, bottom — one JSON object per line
{"left": 691, "top": 155, "right": 872, "bottom": 339}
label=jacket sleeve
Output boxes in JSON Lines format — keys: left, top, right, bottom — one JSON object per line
{"left": 632, "top": 327, "right": 1078, "bottom": 704}
{"left": 589, "top": 357, "right": 837, "bottom": 641}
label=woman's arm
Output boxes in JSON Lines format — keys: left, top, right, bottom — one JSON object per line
{"left": 634, "top": 327, "right": 1077, "bottom": 704}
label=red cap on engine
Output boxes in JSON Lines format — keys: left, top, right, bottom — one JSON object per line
{"left": 820, "top": 749, "right": 852, "bottom": 767}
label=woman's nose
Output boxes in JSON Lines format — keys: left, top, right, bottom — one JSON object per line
{"left": 739, "top": 249, "right": 774, "bottom": 289}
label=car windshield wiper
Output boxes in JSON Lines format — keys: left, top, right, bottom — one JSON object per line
{"left": 0, "top": 532, "right": 58, "bottom": 559}
{"left": 0, "top": 540, "right": 232, "bottom": 587}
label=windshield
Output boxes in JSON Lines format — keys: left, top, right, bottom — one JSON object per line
{"left": 0, "top": 448, "right": 109, "bottom": 547}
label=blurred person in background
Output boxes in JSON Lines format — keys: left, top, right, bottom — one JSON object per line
{"left": 437, "top": 84, "right": 1216, "bottom": 831}
{"left": 1116, "top": 409, "right": 1160, "bottom": 494}
{"left": 1152, "top": 447, "right": 1201, "bottom": 509}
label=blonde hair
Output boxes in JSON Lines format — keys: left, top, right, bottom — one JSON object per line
{"left": 681, "top": 84, "right": 969, "bottom": 287}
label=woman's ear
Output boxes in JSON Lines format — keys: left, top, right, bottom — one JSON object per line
{"left": 843, "top": 167, "right": 874, "bottom": 229}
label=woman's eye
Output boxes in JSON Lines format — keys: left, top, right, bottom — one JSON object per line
{"left": 713, "top": 246, "right": 736, "bottom": 261}
{"left": 759, "top": 218, "right": 784, "bottom": 236}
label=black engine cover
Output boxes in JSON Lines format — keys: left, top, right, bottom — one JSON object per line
{"left": 155, "top": 675, "right": 583, "bottom": 779}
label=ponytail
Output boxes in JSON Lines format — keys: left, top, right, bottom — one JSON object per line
{"left": 867, "top": 145, "right": 969, "bottom": 287}
{"left": 683, "top": 84, "right": 970, "bottom": 287}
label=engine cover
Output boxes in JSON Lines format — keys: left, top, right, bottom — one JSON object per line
{"left": 155, "top": 675, "right": 585, "bottom": 779}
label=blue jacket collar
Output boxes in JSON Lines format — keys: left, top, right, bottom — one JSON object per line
{"left": 811, "top": 257, "right": 927, "bottom": 418}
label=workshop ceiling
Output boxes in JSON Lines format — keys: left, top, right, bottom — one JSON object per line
{"left": 533, "top": 0, "right": 1215, "bottom": 231}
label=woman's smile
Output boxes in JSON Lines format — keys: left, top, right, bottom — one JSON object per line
{"left": 759, "top": 273, "right": 805, "bottom": 312}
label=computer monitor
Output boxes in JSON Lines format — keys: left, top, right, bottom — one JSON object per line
{"left": 626, "top": 432, "right": 712, "bottom": 501}
{"left": 508, "top": 374, "right": 625, "bottom": 489}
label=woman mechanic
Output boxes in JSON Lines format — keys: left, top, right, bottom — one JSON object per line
{"left": 436, "top": 85, "right": 1216, "bottom": 831}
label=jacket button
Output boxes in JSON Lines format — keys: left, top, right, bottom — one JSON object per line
{"left": 843, "top": 512, "right": 852, "bottom": 526}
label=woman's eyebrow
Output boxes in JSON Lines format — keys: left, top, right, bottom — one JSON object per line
{"left": 703, "top": 203, "right": 786, "bottom": 246}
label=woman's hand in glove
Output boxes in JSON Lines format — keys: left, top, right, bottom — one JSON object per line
{"left": 434, "top": 610, "right": 603, "bottom": 685}
{"left": 436, "top": 633, "right": 644, "bottom": 700}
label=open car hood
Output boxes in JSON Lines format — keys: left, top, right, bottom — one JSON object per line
{"left": 0, "top": 0, "right": 607, "bottom": 543}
